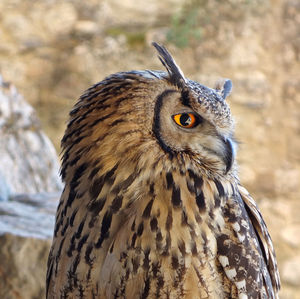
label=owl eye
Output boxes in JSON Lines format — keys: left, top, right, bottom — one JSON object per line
{"left": 172, "top": 113, "right": 199, "bottom": 128}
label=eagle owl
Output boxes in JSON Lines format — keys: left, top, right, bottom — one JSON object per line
{"left": 46, "top": 43, "right": 280, "bottom": 298}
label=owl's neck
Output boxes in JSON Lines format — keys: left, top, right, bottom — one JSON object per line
{"left": 60, "top": 145, "right": 238, "bottom": 258}
{"left": 86, "top": 152, "right": 237, "bottom": 258}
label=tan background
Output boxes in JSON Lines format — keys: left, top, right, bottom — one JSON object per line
{"left": 0, "top": 0, "right": 299, "bottom": 297}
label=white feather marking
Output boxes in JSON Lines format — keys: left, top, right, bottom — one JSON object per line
{"left": 232, "top": 222, "right": 240, "bottom": 232}
{"left": 236, "top": 279, "right": 246, "bottom": 290}
{"left": 219, "top": 255, "right": 229, "bottom": 267}
{"left": 237, "top": 232, "right": 246, "bottom": 242}
{"left": 225, "top": 268, "right": 237, "bottom": 279}
{"left": 238, "top": 293, "right": 248, "bottom": 299}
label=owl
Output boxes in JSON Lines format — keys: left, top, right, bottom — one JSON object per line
{"left": 46, "top": 43, "right": 280, "bottom": 298}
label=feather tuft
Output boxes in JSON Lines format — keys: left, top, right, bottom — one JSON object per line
{"left": 152, "top": 42, "right": 186, "bottom": 89}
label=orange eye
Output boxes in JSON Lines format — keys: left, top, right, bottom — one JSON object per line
{"left": 172, "top": 113, "right": 199, "bottom": 128}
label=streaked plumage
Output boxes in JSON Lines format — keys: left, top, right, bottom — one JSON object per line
{"left": 46, "top": 43, "right": 280, "bottom": 298}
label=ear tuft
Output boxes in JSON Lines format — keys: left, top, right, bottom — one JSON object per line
{"left": 152, "top": 42, "right": 186, "bottom": 89}
{"left": 214, "top": 78, "right": 233, "bottom": 100}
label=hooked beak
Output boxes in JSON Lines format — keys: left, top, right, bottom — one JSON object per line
{"left": 223, "top": 138, "right": 235, "bottom": 174}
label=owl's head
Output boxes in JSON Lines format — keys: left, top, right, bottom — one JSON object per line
{"left": 151, "top": 43, "right": 235, "bottom": 175}
{"left": 61, "top": 43, "right": 236, "bottom": 182}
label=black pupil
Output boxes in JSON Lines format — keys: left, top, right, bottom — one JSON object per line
{"left": 180, "top": 113, "right": 192, "bottom": 126}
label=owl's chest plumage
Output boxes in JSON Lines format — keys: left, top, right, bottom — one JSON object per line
{"left": 48, "top": 159, "right": 242, "bottom": 298}
{"left": 98, "top": 168, "right": 234, "bottom": 299}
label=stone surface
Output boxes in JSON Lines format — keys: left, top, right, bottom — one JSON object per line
{"left": 0, "top": 192, "right": 58, "bottom": 299}
{"left": 0, "top": 0, "right": 299, "bottom": 297}
{"left": 0, "top": 76, "right": 62, "bottom": 201}
{"left": 0, "top": 75, "right": 62, "bottom": 297}
{"left": 281, "top": 256, "right": 300, "bottom": 287}
{"left": 0, "top": 192, "right": 59, "bottom": 239}
{"left": 0, "top": 234, "right": 51, "bottom": 299}
{"left": 281, "top": 225, "right": 300, "bottom": 248}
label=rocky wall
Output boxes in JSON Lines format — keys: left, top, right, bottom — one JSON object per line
{"left": 0, "top": 0, "right": 299, "bottom": 297}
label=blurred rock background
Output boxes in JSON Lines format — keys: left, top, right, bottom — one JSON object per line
{"left": 0, "top": 0, "right": 299, "bottom": 298}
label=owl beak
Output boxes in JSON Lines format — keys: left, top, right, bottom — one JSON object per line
{"left": 223, "top": 138, "right": 235, "bottom": 173}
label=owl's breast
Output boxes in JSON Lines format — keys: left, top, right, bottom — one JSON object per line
{"left": 95, "top": 170, "right": 238, "bottom": 298}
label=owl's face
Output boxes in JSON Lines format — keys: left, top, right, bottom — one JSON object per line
{"left": 147, "top": 43, "right": 235, "bottom": 177}
{"left": 152, "top": 76, "right": 235, "bottom": 175}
